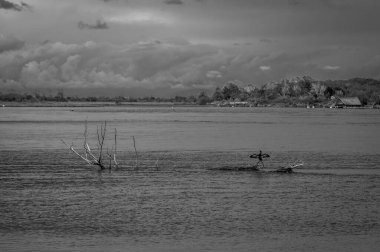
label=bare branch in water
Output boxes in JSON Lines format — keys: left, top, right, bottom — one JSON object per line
{"left": 106, "top": 149, "right": 112, "bottom": 172}
{"left": 83, "top": 119, "right": 88, "bottom": 160}
{"left": 62, "top": 120, "right": 107, "bottom": 171}
{"left": 61, "top": 139, "right": 92, "bottom": 165}
{"left": 96, "top": 121, "right": 107, "bottom": 165}
{"left": 132, "top": 136, "right": 138, "bottom": 169}
{"left": 62, "top": 120, "right": 159, "bottom": 172}
{"left": 113, "top": 128, "right": 119, "bottom": 169}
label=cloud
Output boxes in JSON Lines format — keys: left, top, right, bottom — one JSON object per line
{"left": 78, "top": 20, "right": 109, "bottom": 30}
{"left": 164, "top": 0, "right": 184, "bottom": 5}
{"left": 0, "top": 0, "right": 31, "bottom": 11}
{"left": 0, "top": 38, "right": 262, "bottom": 93}
{"left": 106, "top": 10, "right": 173, "bottom": 25}
{"left": 206, "top": 70, "right": 222, "bottom": 78}
{"left": 61, "top": 55, "right": 81, "bottom": 81}
{"left": 259, "top": 65, "right": 271, "bottom": 71}
{"left": 20, "top": 60, "right": 60, "bottom": 87}
{"left": 323, "top": 65, "right": 340, "bottom": 70}
{"left": 0, "top": 40, "right": 222, "bottom": 92}
{"left": 20, "top": 1, "right": 32, "bottom": 10}
{"left": 1, "top": 38, "right": 379, "bottom": 96}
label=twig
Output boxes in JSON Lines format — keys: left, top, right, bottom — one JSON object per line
{"left": 106, "top": 149, "right": 112, "bottom": 172}
{"left": 83, "top": 119, "right": 88, "bottom": 160}
{"left": 84, "top": 143, "right": 98, "bottom": 164}
{"left": 113, "top": 128, "right": 119, "bottom": 169}
{"left": 82, "top": 120, "right": 101, "bottom": 166}
{"left": 61, "top": 139, "right": 92, "bottom": 165}
{"left": 155, "top": 159, "right": 159, "bottom": 170}
{"left": 132, "top": 136, "right": 138, "bottom": 169}
{"left": 83, "top": 121, "right": 106, "bottom": 170}
{"left": 97, "top": 121, "right": 107, "bottom": 165}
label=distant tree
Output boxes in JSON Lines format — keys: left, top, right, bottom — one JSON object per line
{"left": 174, "top": 96, "right": 187, "bottom": 103}
{"left": 239, "top": 90, "right": 249, "bottom": 101}
{"left": 357, "top": 93, "right": 368, "bottom": 105}
{"left": 255, "top": 87, "right": 266, "bottom": 99}
{"left": 0, "top": 93, "right": 23, "bottom": 102}
{"left": 281, "top": 81, "right": 296, "bottom": 97}
{"left": 54, "top": 90, "right": 67, "bottom": 102}
{"left": 324, "top": 86, "right": 334, "bottom": 98}
{"left": 197, "top": 91, "right": 210, "bottom": 105}
{"left": 222, "top": 82, "right": 240, "bottom": 100}
{"left": 265, "top": 89, "right": 279, "bottom": 100}
{"left": 302, "top": 76, "right": 313, "bottom": 93}
{"left": 115, "top": 96, "right": 125, "bottom": 104}
{"left": 86, "top": 96, "right": 98, "bottom": 102}
{"left": 212, "top": 87, "right": 224, "bottom": 101}
{"left": 374, "top": 95, "right": 380, "bottom": 105}
{"left": 334, "top": 87, "right": 345, "bottom": 97}
{"left": 187, "top": 95, "right": 197, "bottom": 103}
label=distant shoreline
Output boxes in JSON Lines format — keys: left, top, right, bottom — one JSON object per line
{"left": 0, "top": 101, "right": 189, "bottom": 108}
{"left": 1, "top": 101, "right": 379, "bottom": 109}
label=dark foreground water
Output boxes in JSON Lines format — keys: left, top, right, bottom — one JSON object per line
{"left": 0, "top": 107, "right": 379, "bottom": 251}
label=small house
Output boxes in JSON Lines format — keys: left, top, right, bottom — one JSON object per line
{"left": 333, "top": 97, "right": 362, "bottom": 108}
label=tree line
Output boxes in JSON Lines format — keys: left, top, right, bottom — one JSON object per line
{"left": 208, "top": 76, "right": 380, "bottom": 106}
{"left": 1, "top": 77, "right": 380, "bottom": 106}
{"left": 0, "top": 91, "right": 197, "bottom": 104}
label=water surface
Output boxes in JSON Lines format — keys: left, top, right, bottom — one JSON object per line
{"left": 0, "top": 106, "right": 379, "bottom": 251}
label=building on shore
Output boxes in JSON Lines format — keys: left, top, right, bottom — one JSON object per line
{"left": 332, "top": 97, "right": 362, "bottom": 108}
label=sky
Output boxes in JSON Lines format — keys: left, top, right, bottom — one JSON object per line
{"left": 1, "top": 0, "right": 380, "bottom": 96}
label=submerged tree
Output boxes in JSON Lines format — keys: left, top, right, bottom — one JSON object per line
{"left": 62, "top": 121, "right": 118, "bottom": 171}
{"left": 62, "top": 120, "right": 161, "bottom": 172}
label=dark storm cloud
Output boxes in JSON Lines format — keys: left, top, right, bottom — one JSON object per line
{"left": 164, "top": 0, "right": 184, "bottom": 5}
{"left": 78, "top": 20, "right": 109, "bottom": 30}
{"left": 20, "top": 1, "right": 31, "bottom": 9}
{"left": 0, "top": 0, "right": 30, "bottom": 11}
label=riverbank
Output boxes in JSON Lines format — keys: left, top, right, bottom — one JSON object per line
{"left": 0, "top": 101, "right": 178, "bottom": 107}
{"left": 1, "top": 101, "right": 379, "bottom": 109}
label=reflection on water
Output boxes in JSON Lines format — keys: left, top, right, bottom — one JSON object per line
{"left": 0, "top": 107, "right": 380, "bottom": 251}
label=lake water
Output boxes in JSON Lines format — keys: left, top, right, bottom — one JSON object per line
{"left": 1, "top": 106, "right": 379, "bottom": 251}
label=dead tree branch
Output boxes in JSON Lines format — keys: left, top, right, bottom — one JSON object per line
{"left": 132, "top": 136, "right": 138, "bottom": 169}
{"left": 96, "top": 121, "right": 106, "bottom": 166}
{"left": 62, "top": 120, "right": 110, "bottom": 171}
{"left": 113, "top": 128, "right": 119, "bottom": 169}
{"left": 63, "top": 120, "right": 159, "bottom": 172}
{"left": 61, "top": 139, "right": 92, "bottom": 165}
